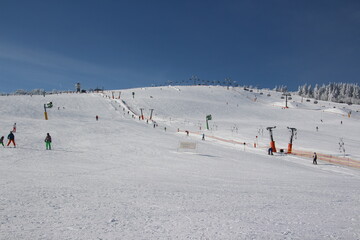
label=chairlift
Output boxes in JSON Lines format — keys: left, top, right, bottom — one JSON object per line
{"left": 288, "top": 97, "right": 292, "bottom": 100}
{"left": 281, "top": 96, "right": 285, "bottom": 99}
{"left": 314, "top": 100, "right": 318, "bottom": 104}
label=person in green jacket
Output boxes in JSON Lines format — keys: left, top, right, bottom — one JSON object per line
{"left": 0, "top": 136, "right": 4, "bottom": 147}
{"left": 45, "top": 133, "right": 52, "bottom": 150}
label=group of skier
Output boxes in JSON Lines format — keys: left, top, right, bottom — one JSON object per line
{"left": 1, "top": 123, "right": 52, "bottom": 150}
{"left": 0, "top": 131, "right": 16, "bottom": 148}
{"left": 267, "top": 147, "right": 318, "bottom": 165}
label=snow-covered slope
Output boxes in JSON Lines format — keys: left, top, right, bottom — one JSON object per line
{"left": 1, "top": 87, "right": 360, "bottom": 239}
{"left": 115, "top": 86, "right": 360, "bottom": 159}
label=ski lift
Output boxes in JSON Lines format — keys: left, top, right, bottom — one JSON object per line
{"left": 260, "top": 92, "right": 263, "bottom": 95}
{"left": 280, "top": 96, "right": 285, "bottom": 99}
{"left": 288, "top": 97, "right": 292, "bottom": 100}
{"left": 306, "top": 99, "right": 310, "bottom": 102}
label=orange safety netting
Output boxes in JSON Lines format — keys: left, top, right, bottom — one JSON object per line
{"left": 178, "top": 130, "right": 360, "bottom": 169}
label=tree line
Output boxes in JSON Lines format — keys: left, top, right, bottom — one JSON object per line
{"left": 297, "top": 83, "right": 360, "bottom": 104}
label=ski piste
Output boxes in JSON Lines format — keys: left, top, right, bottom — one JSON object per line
{"left": 1, "top": 85, "right": 360, "bottom": 239}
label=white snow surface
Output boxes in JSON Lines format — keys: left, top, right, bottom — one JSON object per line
{"left": 1, "top": 86, "right": 360, "bottom": 239}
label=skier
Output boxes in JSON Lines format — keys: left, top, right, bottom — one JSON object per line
{"left": 202, "top": 134, "right": 205, "bottom": 140}
{"left": 96, "top": 115, "right": 99, "bottom": 121}
{"left": 0, "top": 136, "right": 4, "bottom": 147}
{"left": 13, "top": 123, "right": 16, "bottom": 133}
{"left": 45, "top": 133, "right": 52, "bottom": 150}
{"left": 268, "top": 147, "right": 273, "bottom": 155}
{"left": 313, "top": 152, "right": 317, "bottom": 165}
{"left": 7, "top": 131, "right": 16, "bottom": 148}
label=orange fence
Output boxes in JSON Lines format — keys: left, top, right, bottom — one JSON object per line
{"left": 178, "top": 129, "right": 360, "bottom": 169}
{"left": 179, "top": 129, "right": 250, "bottom": 146}
{"left": 291, "top": 150, "right": 360, "bottom": 169}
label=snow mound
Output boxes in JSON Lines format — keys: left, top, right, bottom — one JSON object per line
{"left": 324, "top": 107, "right": 350, "bottom": 115}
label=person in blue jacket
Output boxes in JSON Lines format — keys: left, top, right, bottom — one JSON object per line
{"left": 7, "top": 131, "right": 16, "bottom": 147}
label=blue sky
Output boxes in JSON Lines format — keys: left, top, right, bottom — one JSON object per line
{"left": 1, "top": 0, "right": 360, "bottom": 92}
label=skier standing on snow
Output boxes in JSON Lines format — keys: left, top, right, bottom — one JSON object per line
{"left": 96, "top": 115, "right": 99, "bottom": 121}
{"left": 13, "top": 123, "right": 16, "bottom": 133}
{"left": 0, "top": 136, "right": 4, "bottom": 147}
{"left": 7, "top": 131, "right": 16, "bottom": 147}
{"left": 45, "top": 133, "right": 52, "bottom": 150}
{"left": 313, "top": 152, "right": 317, "bottom": 165}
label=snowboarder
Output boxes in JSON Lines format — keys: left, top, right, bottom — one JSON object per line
{"left": 96, "top": 115, "right": 99, "bottom": 121}
{"left": 313, "top": 152, "right": 317, "bottom": 165}
{"left": 7, "top": 131, "right": 16, "bottom": 147}
{"left": 13, "top": 123, "right": 16, "bottom": 133}
{"left": 0, "top": 136, "right": 4, "bottom": 147}
{"left": 45, "top": 133, "right": 52, "bottom": 150}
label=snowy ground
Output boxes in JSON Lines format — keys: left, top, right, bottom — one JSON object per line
{"left": 1, "top": 86, "right": 360, "bottom": 239}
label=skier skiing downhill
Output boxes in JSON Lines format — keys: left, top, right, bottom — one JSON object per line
{"left": 7, "top": 131, "right": 16, "bottom": 148}
{"left": 13, "top": 123, "right": 16, "bottom": 133}
{"left": 45, "top": 133, "right": 52, "bottom": 150}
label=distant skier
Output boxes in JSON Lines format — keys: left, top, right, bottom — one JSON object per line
{"left": 202, "top": 134, "right": 205, "bottom": 140}
{"left": 316, "top": 126, "right": 318, "bottom": 131}
{"left": 268, "top": 147, "right": 273, "bottom": 155}
{"left": 45, "top": 133, "right": 52, "bottom": 150}
{"left": 7, "top": 131, "right": 16, "bottom": 148}
{"left": 313, "top": 152, "right": 317, "bottom": 165}
{"left": 13, "top": 123, "right": 16, "bottom": 133}
{"left": 0, "top": 136, "right": 4, "bottom": 147}
{"left": 96, "top": 115, "right": 99, "bottom": 121}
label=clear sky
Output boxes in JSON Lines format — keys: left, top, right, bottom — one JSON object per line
{"left": 1, "top": 0, "right": 360, "bottom": 92}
